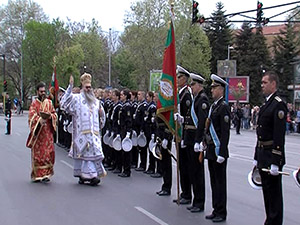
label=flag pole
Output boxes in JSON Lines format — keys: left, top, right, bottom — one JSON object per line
{"left": 169, "top": 0, "right": 180, "bottom": 206}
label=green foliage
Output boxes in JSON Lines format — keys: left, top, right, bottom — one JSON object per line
{"left": 204, "top": 2, "right": 232, "bottom": 74}
{"left": 272, "top": 22, "right": 300, "bottom": 102}
{"left": 23, "top": 21, "right": 56, "bottom": 88}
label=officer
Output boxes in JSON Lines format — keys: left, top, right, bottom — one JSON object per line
{"left": 4, "top": 93, "right": 12, "bottom": 135}
{"left": 173, "top": 65, "right": 193, "bottom": 204}
{"left": 118, "top": 89, "right": 132, "bottom": 177}
{"left": 254, "top": 71, "right": 287, "bottom": 225}
{"left": 184, "top": 73, "right": 209, "bottom": 213}
{"left": 134, "top": 91, "right": 148, "bottom": 172}
{"left": 205, "top": 74, "right": 230, "bottom": 223}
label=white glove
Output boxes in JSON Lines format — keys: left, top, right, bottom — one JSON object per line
{"left": 144, "top": 116, "right": 147, "bottom": 121}
{"left": 181, "top": 140, "right": 186, "bottom": 148}
{"left": 174, "top": 112, "right": 184, "bottom": 124}
{"left": 194, "top": 142, "right": 200, "bottom": 152}
{"left": 126, "top": 132, "right": 130, "bottom": 138}
{"left": 162, "top": 139, "right": 168, "bottom": 149}
{"left": 253, "top": 160, "right": 258, "bottom": 167}
{"left": 110, "top": 131, "right": 114, "bottom": 137}
{"left": 151, "top": 134, "right": 155, "bottom": 140}
{"left": 270, "top": 164, "right": 279, "bottom": 176}
{"left": 217, "top": 156, "right": 225, "bottom": 164}
{"left": 151, "top": 117, "right": 155, "bottom": 123}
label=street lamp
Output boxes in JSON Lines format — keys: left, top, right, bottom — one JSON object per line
{"left": 227, "top": 45, "right": 234, "bottom": 60}
{"left": 108, "top": 28, "right": 112, "bottom": 87}
{"left": 1, "top": 54, "right": 5, "bottom": 81}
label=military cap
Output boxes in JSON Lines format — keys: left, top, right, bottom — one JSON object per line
{"left": 210, "top": 74, "right": 228, "bottom": 87}
{"left": 177, "top": 65, "right": 190, "bottom": 78}
{"left": 190, "top": 73, "right": 205, "bottom": 84}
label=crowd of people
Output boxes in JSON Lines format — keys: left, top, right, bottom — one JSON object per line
{"left": 25, "top": 68, "right": 300, "bottom": 225}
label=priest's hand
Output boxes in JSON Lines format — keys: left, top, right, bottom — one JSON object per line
{"left": 40, "top": 118, "right": 47, "bottom": 126}
{"left": 69, "top": 75, "right": 74, "bottom": 86}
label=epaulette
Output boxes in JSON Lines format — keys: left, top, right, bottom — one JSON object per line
{"left": 275, "top": 96, "right": 282, "bottom": 102}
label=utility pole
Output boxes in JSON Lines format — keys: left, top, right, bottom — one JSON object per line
{"left": 108, "top": 28, "right": 112, "bottom": 87}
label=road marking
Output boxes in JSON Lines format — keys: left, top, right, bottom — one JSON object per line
{"left": 135, "top": 206, "right": 169, "bottom": 225}
{"left": 61, "top": 160, "right": 73, "bottom": 169}
{"left": 15, "top": 132, "right": 21, "bottom": 136}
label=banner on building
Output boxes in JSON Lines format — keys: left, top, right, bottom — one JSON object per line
{"left": 228, "top": 76, "right": 249, "bottom": 103}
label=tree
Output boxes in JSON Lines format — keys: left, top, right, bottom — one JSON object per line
{"left": 272, "top": 22, "right": 300, "bottom": 102}
{"left": 204, "top": 2, "right": 232, "bottom": 74}
{"left": 0, "top": 0, "right": 47, "bottom": 101}
{"left": 23, "top": 21, "right": 56, "bottom": 89}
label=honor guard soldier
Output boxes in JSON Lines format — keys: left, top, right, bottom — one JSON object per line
{"left": 134, "top": 91, "right": 148, "bottom": 172}
{"left": 173, "top": 65, "right": 193, "bottom": 204}
{"left": 110, "top": 89, "right": 123, "bottom": 174}
{"left": 4, "top": 93, "right": 12, "bottom": 135}
{"left": 184, "top": 73, "right": 209, "bottom": 213}
{"left": 119, "top": 89, "right": 133, "bottom": 177}
{"left": 144, "top": 91, "right": 161, "bottom": 176}
{"left": 204, "top": 74, "right": 230, "bottom": 223}
{"left": 102, "top": 89, "right": 112, "bottom": 167}
{"left": 254, "top": 71, "right": 287, "bottom": 225}
{"left": 130, "top": 91, "right": 139, "bottom": 168}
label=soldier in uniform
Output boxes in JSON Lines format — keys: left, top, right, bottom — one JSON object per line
{"left": 134, "top": 91, "right": 148, "bottom": 172}
{"left": 4, "top": 93, "right": 12, "bottom": 135}
{"left": 254, "top": 71, "right": 287, "bottom": 225}
{"left": 173, "top": 65, "right": 193, "bottom": 204}
{"left": 118, "top": 89, "right": 132, "bottom": 177}
{"left": 130, "top": 91, "right": 139, "bottom": 168}
{"left": 110, "top": 89, "right": 123, "bottom": 174}
{"left": 184, "top": 73, "right": 209, "bottom": 213}
{"left": 205, "top": 74, "right": 230, "bottom": 223}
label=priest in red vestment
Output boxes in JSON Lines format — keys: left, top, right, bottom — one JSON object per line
{"left": 27, "top": 82, "right": 57, "bottom": 182}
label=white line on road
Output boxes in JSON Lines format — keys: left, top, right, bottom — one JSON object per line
{"left": 135, "top": 206, "right": 169, "bottom": 225}
{"left": 60, "top": 160, "right": 73, "bottom": 169}
{"left": 15, "top": 132, "right": 21, "bottom": 136}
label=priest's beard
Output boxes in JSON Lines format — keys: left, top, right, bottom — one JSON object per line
{"left": 84, "top": 89, "right": 96, "bottom": 105}
{"left": 38, "top": 94, "right": 46, "bottom": 102}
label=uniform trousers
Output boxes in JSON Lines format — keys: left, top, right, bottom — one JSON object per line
{"left": 179, "top": 145, "right": 192, "bottom": 200}
{"left": 208, "top": 159, "right": 227, "bottom": 219}
{"left": 161, "top": 142, "right": 172, "bottom": 192}
{"left": 259, "top": 169, "right": 283, "bottom": 225}
{"left": 186, "top": 144, "right": 205, "bottom": 208}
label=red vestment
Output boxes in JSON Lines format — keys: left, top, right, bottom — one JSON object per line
{"left": 27, "top": 98, "right": 57, "bottom": 181}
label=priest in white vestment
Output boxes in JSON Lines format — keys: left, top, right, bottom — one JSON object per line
{"left": 61, "top": 73, "right": 106, "bottom": 185}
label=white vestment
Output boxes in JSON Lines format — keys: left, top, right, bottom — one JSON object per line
{"left": 61, "top": 85, "right": 106, "bottom": 179}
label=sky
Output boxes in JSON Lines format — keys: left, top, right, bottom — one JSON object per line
{"left": 0, "top": 0, "right": 296, "bottom": 32}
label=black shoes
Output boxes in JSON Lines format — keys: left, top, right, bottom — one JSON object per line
{"left": 144, "top": 170, "right": 154, "bottom": 174}
{"left": 41, "top": 177, "right": 50, "bottom": 183}
{"left": 173, "top": 198, "right": 191, "bottom": 205}
{"left": 90, "top": 178, "right": 100, "bottom": 186}
{"left": 135, "top": 167, "right": 145, "bottom": 172}
{"left": 156, "top": 190, "right": 170, "bottom": 196}
{"left": 112, "top": 169, "right": 121, "bottom": 174}
{"left": 212, "top": 216, "right": 226, "bottom": 223}
{"left": 118, "top": 173, "right": 130, "bottom": 178}
{"left": 187, "top": 206, "right": 204, "bottom": 213}
{"left": 150, "top": 173, "right": 162, "bottom": 178}
{"left": 205, "top": 213, "right": 226, "bottom": 223}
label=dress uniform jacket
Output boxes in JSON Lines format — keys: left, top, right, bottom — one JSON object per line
{"left": 254, "top": 92, "right": 287, "bottom": 169}
{"left": 134, "top": 100, "right": 148, "bottom": 134}
{"left": 120, "top": 100, "right": 132, "bottom": 139}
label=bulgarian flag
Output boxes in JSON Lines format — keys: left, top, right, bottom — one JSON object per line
{"left": 156, "top": 20, "right": 180, "bottom": 139}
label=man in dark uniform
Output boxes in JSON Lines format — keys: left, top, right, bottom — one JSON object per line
{"left": 173, "top": 65, "right": 193, "bottom": 205}
{"left": 118, "top": 89, "right": 132, "bottom": 177}
{"left": 205, "top": 74, "right": 230, "bottom": 223}
{"left": 102, "top": 89, "right": 112, "bottom": 167}
{"left": 5, "top": 93, "right": 12, "bottom": 135}
{"left": 134, "top": 91, "right": 148, "bottom": 172}
{"left": 130, "top": 91, "right": 139, "bottom": 168}
{"left": 144, "top": 91, "right": 159, "bottom": 175}
{"left": 254, "top": 71, "right": 287, "bottom": 225}
{"left": 110, "top": 89, "right": 122, "bottom": 174}
{"left": 184, "top": 73, "right": 209, "bottom": 213}
{"left": 155, "top": 117, "right": 173, "bottom": 196}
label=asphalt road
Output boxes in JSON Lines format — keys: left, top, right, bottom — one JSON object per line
{"left": 0, "top": 114, "right": 299, "bottom": 225}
